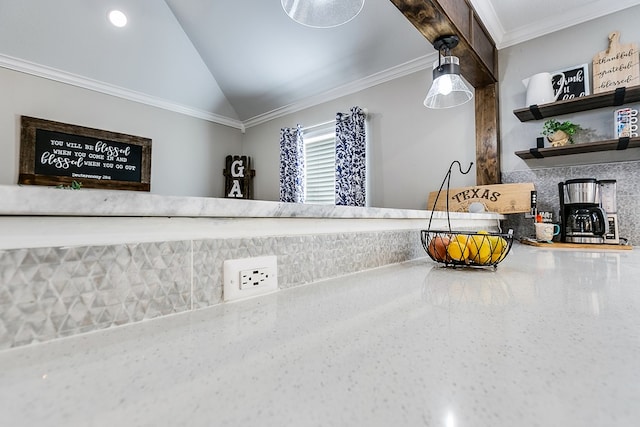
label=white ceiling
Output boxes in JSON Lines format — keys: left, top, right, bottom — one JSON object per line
{"left": 1, "top": 0, "right": 639, "bottom": 129}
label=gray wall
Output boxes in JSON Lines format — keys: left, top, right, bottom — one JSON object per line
{"left": 500, "top": 6, "right": 640, "bottom": 172}
{"left": 498, "top": 6, "right": 640, "bottom": 244}
{"left": 2, "top": 6, "right": 639, "bottom": 213}
{"left": 242, "top": 70, "right": 477, "bottom": 210}
{"left": 0, "top": 67, "right": 242, "bottom": 198}
{"left": 1, "top": 65, "right": 475, "bottom": 209}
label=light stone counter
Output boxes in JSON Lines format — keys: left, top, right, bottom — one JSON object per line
{"left": 0, "top": 185, "right": 504, "bottom": 249}
{"left": 0, "top": 184, "right": 488, "bottom": 219}
{"left": 0, "top": 244, "right": 638, "bottom": 427}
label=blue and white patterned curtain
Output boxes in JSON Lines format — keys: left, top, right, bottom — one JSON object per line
{"left": 335, "top": 106, "right": 366, "bottom": 206}
{"left": 279, "top": 125, "right": 305, "bottom": 203}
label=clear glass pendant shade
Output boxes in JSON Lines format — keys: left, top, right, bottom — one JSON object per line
{"left": 424, "top": 56, "right": 473, "bottom": 109}
{"left": 281, "top": 0, "right": 365, "bottom": 28}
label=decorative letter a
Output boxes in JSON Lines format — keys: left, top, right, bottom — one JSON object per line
{"left": 228, "top": 180, "right": 243, "bottom": 198}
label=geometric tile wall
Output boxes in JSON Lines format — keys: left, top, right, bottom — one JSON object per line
{"left": 502, "top": 160, "right": 640, "bottom": 245}
{"left": 0, "top": 229, "right": 425, "bottom": 350}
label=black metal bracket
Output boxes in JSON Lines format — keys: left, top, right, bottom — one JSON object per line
{"left": 529, "top": 104, "right": 543, "bottom": 120}
{"left": 617, "top": 136, "right": 630, "bottom": 150}
{"left": 529, "top": 148, "right": 544, "bottom": 158}
{"left": 614, "top": 87, "right": 626, "bottom": 106}
{"left": 433, "top": 35, "right": 459, "bottom": 53}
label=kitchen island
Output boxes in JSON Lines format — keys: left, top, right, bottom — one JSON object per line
{"left": 1, "top": 243, "right": 638, "bottom": 426}
{"left": 1, "top": 184, "right": 504, "bottom": 350}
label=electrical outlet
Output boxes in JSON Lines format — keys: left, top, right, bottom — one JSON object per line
{"left": 223, "top": 255, "right": 278, "bottom": 302}
{"left": 240, "top": 267, "right": 272, "bottom": 290}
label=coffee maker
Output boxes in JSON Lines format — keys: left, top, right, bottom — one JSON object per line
{"left": 599, "top": 179, "right": 620, "bottom": 244}
{"left": 558, "top": 178, "right": 608, "bottom": 244}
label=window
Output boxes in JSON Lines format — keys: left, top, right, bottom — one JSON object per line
{"left": 303, "top": 125, "right": 335, "bottom": 204}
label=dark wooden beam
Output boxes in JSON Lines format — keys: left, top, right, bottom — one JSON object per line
{"left": 389, "top": 0, "right": 497, "bottom": 88}
{"left": 475, "top": 83, "right": 500, "bottom": 185}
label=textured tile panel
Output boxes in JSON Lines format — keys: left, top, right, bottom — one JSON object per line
{"left": 275, "top": 235, "right": 315, "bottom": 289}
{"left": 0, "top": 241, "right": 192, "bottom": 349}
{"left": 192, "top": 239, "right": 224, "bottom": 309}
{"left": 1, "top": 229, "right": 425, "bottom": 350}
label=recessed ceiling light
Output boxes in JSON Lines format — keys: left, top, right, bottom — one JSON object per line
{"left": 108, "top": 10, "right": 127, "bottom": 27}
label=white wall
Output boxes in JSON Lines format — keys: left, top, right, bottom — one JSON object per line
{"left": 242, "top": 70, "right": 476, "bottom": 210}
{"left": 499, "top": 6, "right": 640, "bottom": 173}
{"left": 0, "top": 67, "right": 242, "bottom": 197}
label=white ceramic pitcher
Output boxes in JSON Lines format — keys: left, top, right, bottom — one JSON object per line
{"left": 522, "top": 72, "right": 565, "bottom": 106}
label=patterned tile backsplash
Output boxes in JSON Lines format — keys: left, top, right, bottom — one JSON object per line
{"left": 0, "top": 230, "right": 425, "bottom": 350}
{"left": 502, "top": 160, "right": 640, "bottom": 245}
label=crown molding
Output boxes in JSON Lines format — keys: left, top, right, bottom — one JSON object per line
{"left": 468, "top": 0, "right": 505, "bottom": 47}
{"left": 1, "top": 51, "right": 436, "bottom": 133}
{"left": 0, "top": 53, "right": 245, "bottom": 131}
{"left": 243, "top": 53, "right": 438, "bottom": 129}
{"left": 493, "top": 1, "right": 640, "bottom": 49}
{"left": 2, "top": 50, "right": 442, "bottom": 132}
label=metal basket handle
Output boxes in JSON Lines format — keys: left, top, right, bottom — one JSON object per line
{"left": 427, "top": 160, "right": 473, "bottom": 233}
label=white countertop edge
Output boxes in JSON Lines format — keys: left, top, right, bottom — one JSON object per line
{"left": 0, "top": 216, "right": 506, "bottom": 250}
{"left": 0, "top": 185, "right": 504, "bottom": 220}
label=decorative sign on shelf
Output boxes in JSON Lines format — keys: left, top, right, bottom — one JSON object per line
{"left": 19, "top": 116, "right": 151, "bottom": 191}
{"left": 551, "top": 63, "right": 590, "bottom": 100}
{"left": 592, "top": 31, "right": 640, "bottom": 94}
{"left": 223, "top": 155, "right": 255, "bottom": 199}
{"left": 427, "top": 183, "right": 535, "bottom": 214}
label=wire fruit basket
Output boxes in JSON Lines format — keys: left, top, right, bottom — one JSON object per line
{"left": 421, "top": 161, "right": 514, "bottom": 269}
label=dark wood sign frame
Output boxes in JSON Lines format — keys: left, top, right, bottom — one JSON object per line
{"left": 19, "top": 116, "right": 151, "bottom": 191}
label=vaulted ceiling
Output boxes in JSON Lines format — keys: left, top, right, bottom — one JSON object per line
{"left": 1, "top": 0, "right": 638, "bottom": 130}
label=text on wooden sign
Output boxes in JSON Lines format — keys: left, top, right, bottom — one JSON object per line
{"left": 19, "top": 116, "right": 151, "bottom": 191}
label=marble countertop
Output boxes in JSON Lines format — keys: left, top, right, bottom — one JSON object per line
{"left": 0, "top": 185, "right": 503, "bottom": 219}
{"left": 1, "top": 244, "right": 638, "bottom": 426}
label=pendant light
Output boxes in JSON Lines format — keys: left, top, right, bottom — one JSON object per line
{"left": 424, "top": 35, "right": 473, "bottom": 109}
{"left": 281, "top": 0, "right": 365, "bottom": 28}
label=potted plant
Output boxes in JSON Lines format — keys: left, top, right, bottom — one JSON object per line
{"left": 542, "top": 119, "right": 580, "bottom": 147}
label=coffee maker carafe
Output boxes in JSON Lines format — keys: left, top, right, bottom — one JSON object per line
{"left": 559, "top": 178, "right": 607, "bottom": 244}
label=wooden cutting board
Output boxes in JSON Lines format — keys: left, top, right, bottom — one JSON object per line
{"left": 592, "top": 31, "right": 640, "bottom": 94}
{"left": 520, "top": 238, "right": 633, "bottom": 250}
{"left": 427, "top": 183, "right": 535, "bottom": 214}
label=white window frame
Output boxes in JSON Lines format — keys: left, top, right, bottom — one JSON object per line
{"left": 302, "top": 123, "right": 336, "bottom": 205}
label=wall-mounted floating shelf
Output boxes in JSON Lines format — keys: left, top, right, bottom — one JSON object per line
{"left": 513, "top": 86, "right": 640, "bottom": 122}
{"left": 514, "top": 85, "right": 640, "bottom": 160}
{"left": 515, "top": 137, "right": 640, "bottom": 159}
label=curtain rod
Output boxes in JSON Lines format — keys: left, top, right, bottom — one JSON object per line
{"left": 303, "top": 108, "right": 368, "bottom": 131}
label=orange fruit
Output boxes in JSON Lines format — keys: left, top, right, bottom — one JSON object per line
{"left": 428, "top": 235, "right": 451, "bottom": 261}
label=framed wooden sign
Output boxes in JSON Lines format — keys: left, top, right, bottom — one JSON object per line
{"left": 552, "top": 63, "right": 590, "bottom": 101}
{"left": 19, "top": 116, "right": 151, "bottom": 191}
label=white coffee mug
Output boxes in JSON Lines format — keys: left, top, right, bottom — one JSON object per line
{"left": 535, "top": 223, "right": 560, "bottom": 242}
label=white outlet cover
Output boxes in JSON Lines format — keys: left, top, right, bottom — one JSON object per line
{"left": 223, "top": 255, "right": 278, "bottom": 302}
